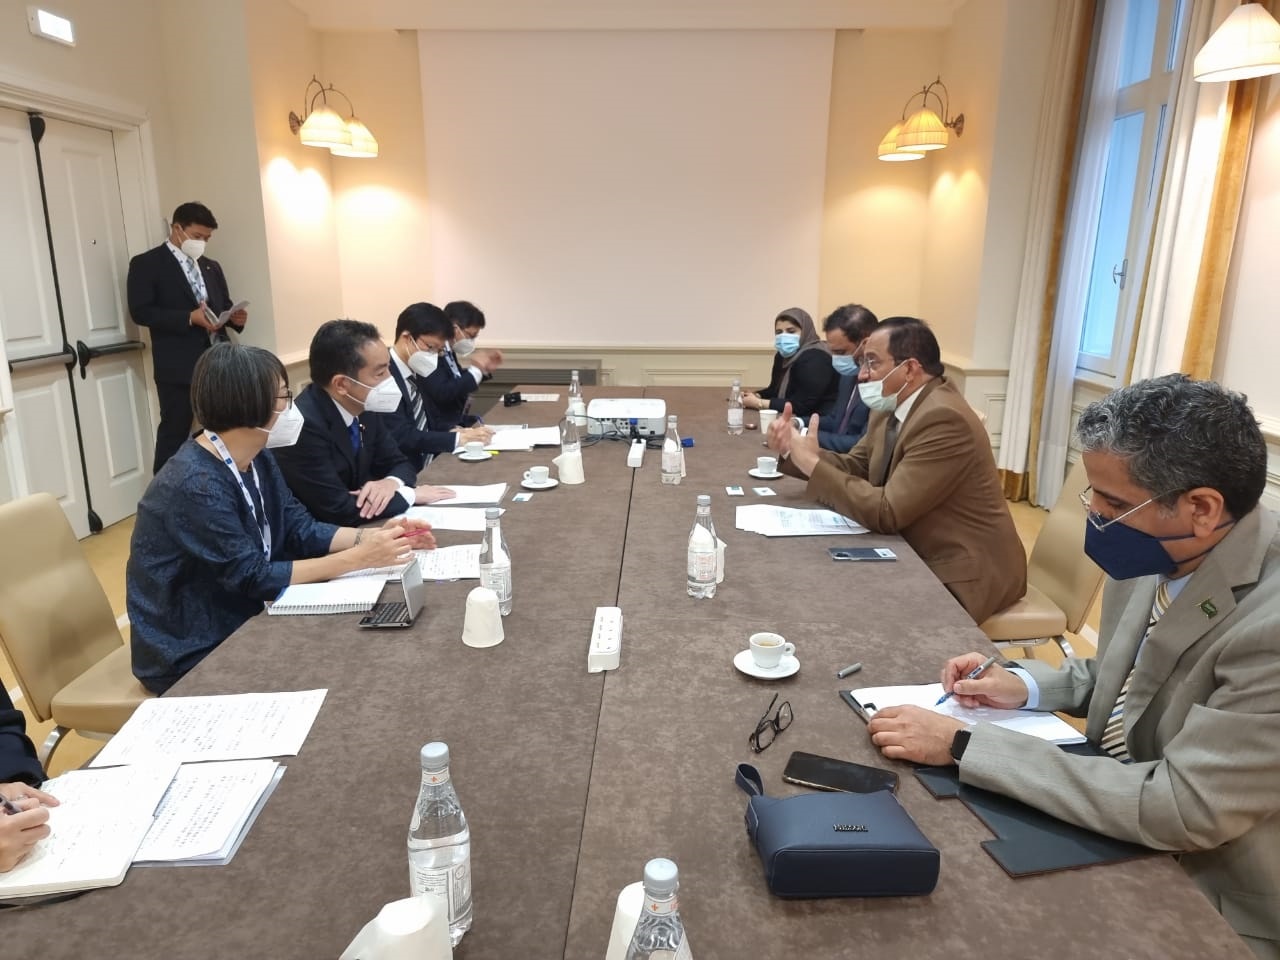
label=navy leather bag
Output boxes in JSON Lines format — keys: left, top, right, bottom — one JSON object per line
{"left": 736, "top": 763, "right": 939, "bottom": 898}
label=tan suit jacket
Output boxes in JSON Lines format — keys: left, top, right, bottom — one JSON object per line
{"left": 961, "top": 508, "right": 1280, "bottom": 953}
{"left": 784, "top": 376, "right": 1025, "bottom": 624}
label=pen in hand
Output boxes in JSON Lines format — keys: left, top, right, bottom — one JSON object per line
{"left": 936, "top": 655, "right": 999, "bottom": 705}
{"left": 0, "top": 793, "right": 24, "bottom": 816}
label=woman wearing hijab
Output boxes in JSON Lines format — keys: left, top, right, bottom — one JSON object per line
{"left": 742, "top": 307, "right": 838, "bottom": 418}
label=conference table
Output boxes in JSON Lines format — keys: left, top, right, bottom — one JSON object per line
{"left": 6, "top": 387, "right": 1251, "bottom": 959}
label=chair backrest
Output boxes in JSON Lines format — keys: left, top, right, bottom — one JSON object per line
{"left": 1027, "top": 458, "right": 1105, "bottom": 633}
{"left": 0, "top": 493, "right": 124, "bottom": 721}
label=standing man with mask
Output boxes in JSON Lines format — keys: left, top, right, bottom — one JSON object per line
{"left": 867, "top": 375, "right": 1280, "bottom": 959}
{"left": 127, "top": 202, "right": 248, "bottom": 474}
{"left": 768, "top": 316, "right": 1025, "bottom": 624}
{"left": 815, "top": 304, "right": 879, "bottom": 453}
{"left": 272, "top": 320, "right": 455, "bottom": 527}
{"left": 385, "top": 302, "right": 493, "bottom": 472}
{"left": 420, "top": 300, "right": 504, "bottom": 430}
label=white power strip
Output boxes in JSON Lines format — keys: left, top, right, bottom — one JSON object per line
{"left": 627, "top": 439, "right": 645, "bottom": 468}
{"left": 588, "top": 606, "right": 623, "bottom": 672}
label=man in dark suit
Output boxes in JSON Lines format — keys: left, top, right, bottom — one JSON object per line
{"left": 1, "top": 688, "right": 56, "bottom": 872}
{"left": 771, "top": 317, "right": 1026, "bottom": 624}
{"left": 383, "top": 302, "right": 493, "bottom": 472}
{"left": 272, "top": 320, "right": 454, "bottom": 526}
{"left": 127, "top": 202, "right": 248, "bottom": 474}
{"left": 816, "top": 304, "right": 879, "bottom": 453}
{"left": 420, "top": 300, "right": 504, "bottom": 430}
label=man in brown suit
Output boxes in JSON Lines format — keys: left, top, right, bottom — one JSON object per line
{"left": 768, "top": 316, "right": 1025, "bottom": 624}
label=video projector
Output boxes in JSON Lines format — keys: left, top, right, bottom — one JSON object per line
{"left": 585, "top": 398, "right": 668, "bottom": 437}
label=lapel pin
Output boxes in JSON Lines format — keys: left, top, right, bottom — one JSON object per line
{"left": 1199, "top": 599, "right": 1217, "bottom": 619}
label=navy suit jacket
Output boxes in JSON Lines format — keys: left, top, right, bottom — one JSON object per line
{"left": 381, "top": 360, "right": 460, "bottom": 473}
{"left": 420, "top": 347, "right": 482, "bottom": 430}
{"left": 1, "top": 687, "right": 43, "bottom": 786}
{"left": 816, "top": 374, "right": 869, "bottom": 454}
{"left": 272, "top": 384, "right": 418, "bottom": 526}
{"left": 126, "top": 243, "right": 242, "bottom": 385}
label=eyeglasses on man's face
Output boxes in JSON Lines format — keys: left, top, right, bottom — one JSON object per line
{"left": 749, "top": 693, "right": 793, "bottom": 754}
{"left": 1078, "top": 485, "right": 1178, "bottom": 532}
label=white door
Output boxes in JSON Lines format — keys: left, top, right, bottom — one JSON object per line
{"left": 39, "top": 116, "right": 152, "bottom": 529}
{"left": 0, "top": 107, "right": 152, "bottom": 537}
{"left": 0, "top": 106, "right": 92, "bottom": 537}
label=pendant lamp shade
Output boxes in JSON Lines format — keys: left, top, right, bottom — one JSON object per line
{"left": 896, "top": 107, "right": 949, "bottom": 151}
{"left": 1193, "top": 2, "right": 1280, "bottom": 82}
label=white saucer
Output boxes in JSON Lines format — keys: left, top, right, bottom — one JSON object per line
{"left": 456, "top": 451, "right": 493, "bottom": 462}
{"left": 747, "top": 467, "right": 783, "bottom": 480}
{"left": 520, "top": 478, "right": 559, "bottom": 490}
{"left": 733, "top": 649, "right": 799, "bottom": 680}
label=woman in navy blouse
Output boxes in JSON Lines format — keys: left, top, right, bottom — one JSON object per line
{"left": 127, "top": 343, "right": 434, "bottom": 694}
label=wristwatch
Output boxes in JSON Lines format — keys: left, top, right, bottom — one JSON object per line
{"left": 949, "top": 728, "right": 972, "bottom": 763}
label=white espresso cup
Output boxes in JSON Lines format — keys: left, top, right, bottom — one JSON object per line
{"left": 749, "top": 632, "right": 795, "bottom": 669}
{"left": 524, "top": 466, "right": 550, "bottom": 485}
{"left": 756, "top": 456, "right": 779, "bottom": 476}
{"left": 758, "top": 409, "right": 778, "bottom": 434}
{"left": 463, "top": 440, "right": 486, "bottom": 457}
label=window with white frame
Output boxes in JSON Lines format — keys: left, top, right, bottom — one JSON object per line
{"left": 1076, "top": 0, "right": 1188, "bottom": 381}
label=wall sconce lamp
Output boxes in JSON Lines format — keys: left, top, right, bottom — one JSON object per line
{"left": 1193, "top": 2, "right": 1280, "bottom": 83}
{"left": 287, "top": 76, "right": 379, "bottom": 158}
{"left": 877, "top": 77, "right": 965, "bottom": 162}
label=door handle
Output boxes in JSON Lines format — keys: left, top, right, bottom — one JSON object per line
{"left": 1111, "top": 258, "right": 1128, "bottom": 290}
{"left": 75, "top": 339, "right": 145, "bottom": 379}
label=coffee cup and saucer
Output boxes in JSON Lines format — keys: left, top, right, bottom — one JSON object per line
{"left": 456, "top": 440, "right": 492, "bottom": 462}
{"left": 733, "top": 632, "right": 799, "bottom": 679}
{"left": 521, "top": 466, "right": 559, "bottom": 490}
{"left": 747, "top": 456, "right": 782, "bottom": 480}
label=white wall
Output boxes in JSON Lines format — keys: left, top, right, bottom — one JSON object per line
{"left": 416, "top": 29, "right": 835, "bottom": 349}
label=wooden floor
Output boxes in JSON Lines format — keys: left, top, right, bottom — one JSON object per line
{"left": 3, "top": 501, "right": 1097, "bottom": 774}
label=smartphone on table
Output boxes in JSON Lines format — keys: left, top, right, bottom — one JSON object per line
{"left": 828, "top": 547, "right": 897, "bottom": 561}
{"left": 782, "top": 750, "right": 899, "bottom": 794}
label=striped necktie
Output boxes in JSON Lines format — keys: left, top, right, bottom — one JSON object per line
{"left": 180, "top": 254, "right": 207, "bottom": 302}
{"left": 1100, "top": 581, "right": 1172, "bottom": 763}
{"left": 406, "top": 376, "right": 427, "bottom": 431}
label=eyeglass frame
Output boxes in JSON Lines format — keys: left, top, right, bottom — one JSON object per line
{"left": 1078, "top": 485, "right": 1182, "bottom": 532}
{"left": 749, "top": 692, "right": 793, "bottom": 754}
{"left": 276, "top": 387, "right": 293, "bottom": 410}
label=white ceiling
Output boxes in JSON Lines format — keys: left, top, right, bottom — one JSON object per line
{"left": 287, "top": 0, "right": 964, "bottom": 32}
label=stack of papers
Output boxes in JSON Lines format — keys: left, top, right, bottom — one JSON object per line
{"left": 520, "top": 393, "right": 561, "bottom": 402}
{"left": 405, "top": 506, "right": 504, "bottom": 532}
{"left": 339, "top": 543, "right": 483, "bottom": 582}
{"left": 486, "top": 426, "right": 561, "bottom": 450}
{"left": 735, "top": 505, "right": 868, "bottom": 537}
{"left": 432, "top": 483, "right": 508, "bottom": 506}
{"left": 848, "top": 683, "right": 1086, "bottom": 744}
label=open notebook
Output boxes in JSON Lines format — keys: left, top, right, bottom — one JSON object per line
{"left": 842, "top": 683, "right": 1086, "bottom": 744}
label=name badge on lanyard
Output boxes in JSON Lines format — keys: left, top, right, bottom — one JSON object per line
{"left": 204, "top": 430, "right": 272, "bottom": 560}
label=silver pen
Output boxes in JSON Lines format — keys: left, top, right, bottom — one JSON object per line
{"left": 936, "top": 655, "right": 998, "bottom": 705}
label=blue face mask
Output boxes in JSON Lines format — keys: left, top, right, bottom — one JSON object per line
{"left": 1083, "top": 516, "right": 1230, "bottom": 580}
{"left": 775, "top": 333, "right": 801, "bottom": 357}
{"left": 831, "top": 354, "right": 858, "bottom": 377}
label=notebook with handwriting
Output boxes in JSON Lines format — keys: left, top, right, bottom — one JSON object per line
{"left": 843, "top": 683, "right": 1085, "bottom": 744}
{"left": 267, "top": 576, "right": 384, "bottom": 616}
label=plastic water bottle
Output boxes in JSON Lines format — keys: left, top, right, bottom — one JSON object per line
{"left": 561, "top": 402, "right": 581, "bottom": 454}
{"left": 568, "top": 369, "right": 587, "bottom": 427}
{"left": 625, "top": 858, "right": 692, "bottom": 960}
{"left": 408, "top": 742, "right": 473, "bottom": 948}
{"left": 661, "top": 415, "right": 682, "bottom": 486}
{"left": 479, "top": 506, "right": 512, "bottom": 615}
{"left": 687, "top": 495, "right": 717, "bottom": 599}
{"left": 727, "top": 379, "right": 744, "bottom": 436}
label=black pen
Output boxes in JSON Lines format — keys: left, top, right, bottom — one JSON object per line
{"left": 936, "top": 655, "right": 998, "bottom": 705}
{"left": 835, "top": 662, "right": 863, "bottom": 679}
{"left": 0, "top": 794, "right": 23, "bottom": 815}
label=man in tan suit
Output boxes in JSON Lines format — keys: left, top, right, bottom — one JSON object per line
{"left": 867, "top": 375, "right": 1280, "bottom": 959}
{"left": 769, "top": 316, "right": 1025, "bottom": 624}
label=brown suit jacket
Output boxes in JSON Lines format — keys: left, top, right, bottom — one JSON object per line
{"left": 784, "top": 377, "right": 1025, "bottom": 623}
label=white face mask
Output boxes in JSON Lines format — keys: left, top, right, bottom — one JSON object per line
{"left": 347, "top": 375, "right": 403, "bottom": 414}
{"left": 408, "top": 349, "right": 439, "bottom": 377}
{"left": 857, "top": 360, "right": 908, "bottom": 413}
{"left": 452, "top": 337, "right": 476, "bottom": 358}
{"left": 175, "top": 226, "right": 206, "bottom": 260}
{"left": 258, "top": 403, "right": 304, "bottom": 448}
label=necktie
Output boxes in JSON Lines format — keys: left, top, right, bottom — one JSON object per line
{"left": 1100, "top": 581, "right": 1172, "bottom": 763}
{"left": 180, "top": 254, "right": 207, "bottom": 302}
{"left": 876, "top": 416, "right": 901, "bottom": 486}
{"left": 837, "top": 389, "right": 859, "bottom": 434}
{"left": 407, "top": 377, "right": 427, "bottom": 431}
{"left": 348, "top": 418, "right": 362, "bottom": 455}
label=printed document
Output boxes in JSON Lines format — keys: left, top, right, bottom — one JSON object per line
{"left": 486, "top": 426, "right": 561, "bottom": 450}
{"left": 735, "top": 504, "right": 868, "bottom": 537}
{"left": 432, "top": 483, "right": 509, "bottom": 506}
{"left": 90, "top": 690, "right": 329, "bottom": 767}
{"left": 519, "top": 393, "right": 561, "bottom": 402}
{"left": 847, "top": 683, "right": 1085, "bottom": 744}
{"left": 340, "top": 544, "right": 482, "bottom": 581}
{"left": 405, "top": 506, "right": 503, "bottom": 532}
